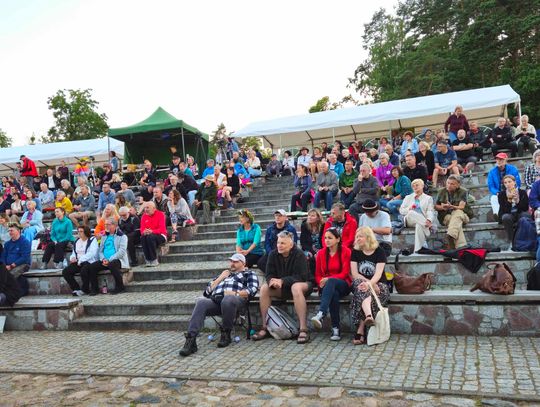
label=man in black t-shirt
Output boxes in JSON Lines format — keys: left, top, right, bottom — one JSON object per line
{"left": 403, "top": 153, "right": 428, "bottom": 191}
{"left": 451, "top": 129, "right": 477, "bottom": 174}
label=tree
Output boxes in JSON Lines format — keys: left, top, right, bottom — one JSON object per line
{"left": 309, "top": 95, "right": 360, "bottom": 113}
{"left": 43, "top": 89, "right": 109, "bottom": 143}
{"left": 350, "top": 0, "right": 540, "bottom": 123}
{"left": 0, "top": 128, "right": 12, "bottom": 148}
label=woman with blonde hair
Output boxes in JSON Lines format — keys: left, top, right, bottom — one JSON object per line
{"left": 415, "top": 140, "right": 435, "bottom": 177}
{"left": 93, "top": 204, "right": 119, "bottom": 237}
{"left": 350, "top": 226, "right": 390, "bottom": 345}
{"left": 167, "top": 189, "right": 195, "bottom": 242}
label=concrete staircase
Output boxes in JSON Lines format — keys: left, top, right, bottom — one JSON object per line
{"left": 4, "top": 155, "right": 540, "bottom": 335}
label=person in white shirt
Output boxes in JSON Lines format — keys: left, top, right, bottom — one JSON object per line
{"left": 282, "top": 151, "right": 295, "bottom": 176}
{"left": 61, "top": 226, "right": 99, "bottom": 296}
{"left": 297, "top": 147, "right": 312, "bottom": 169}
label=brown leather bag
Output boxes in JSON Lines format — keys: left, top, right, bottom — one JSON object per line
{"left": 470, "top": 263, "right": 516, "bottom": 295}
{"left": 394, "top": 272, "right": 434, "bottom": 294}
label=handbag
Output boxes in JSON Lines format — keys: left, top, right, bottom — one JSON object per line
{"left": 470, "top": 262, "right": 516, "bottom": 295}
{"left": 394, "top": 272, "right": 433, "bottom": 294}
{"left": 366, "top": 283, "right": 391, "bottom": 346}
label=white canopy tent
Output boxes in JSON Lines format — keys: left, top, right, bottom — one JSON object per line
{"left": 0, "top": 138, "right": 124, "bottom": 175}
{"left": 234, "top": 85, "right": 521, "bottom": 149}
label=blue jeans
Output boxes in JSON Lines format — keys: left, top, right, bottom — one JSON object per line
{"left": 318, "top": 278, "right": 351, "bottom": 328}
{"left": 187, "top": 190, "right": 197, "bottom": 207}
{"left": 247, "top": 168, "right": 262, "bottom": 178}
{"left": 314, "top": 190, "right": 337, "bottom": 211}
{"left": 448, "top": 132, "right": 457, "bottom": 143}
{"left": 22, "top": 227, "right": 38, "bottom": 243}
{"left": 340, "top": 191, "right": 355, "bottom": 208}
{"left": 536, "top": 236, "right": 540, "bottom": 263}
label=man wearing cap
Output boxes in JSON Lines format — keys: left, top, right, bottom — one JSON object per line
{"left": 435, "top": 175, "right": 474, "bottom": 249}
{"left": 169, "top": 155, "right": 182, "bottom": 175}
{"left": 19, "top": 155, "right": 38, "bottom": 186}
{"left": 358, "top": 199, "right": 393, "bottom": 257}
{"left": 191, "top": 175, "right": 217, "bottom": 224}
{"left": 257, "top": 209, "right": 298, "bottom": 274}
{"left": 322, "top": 203, "right": 357, "bottom": 249}
{"left": 297, "top": 147, "right": 312, "bottom": 169}
{"left": 0, "top": 222, "right": 32, "bottom": 296}
{"left": 348, "top": 163, "right": 380, "bottom": 221}
{"left": 487, "top": 153, "right": 521, "bottom": 219}
{"left": 179, "top": 253, "right": 259, "bottom": 356}
{"left": 314, "top": 161, "right": 339, "bottom": 211}
{"left": 488, "top": 117, "right": 517, "bottom": 158}
{"left": 266, "top": 154, "right": 282, "bottom": 177}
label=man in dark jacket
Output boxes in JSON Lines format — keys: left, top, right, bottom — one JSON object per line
{"left": 403, "top": 153, "right": 428, "bottom": 190}
{"left": 252, "top": 231, "right": 313, "bottom": 344}
{"left": 348, "top": 164, "right": 380, "bottom": 221}
{"left": 0, "top": 223, "right": 31, "bottom": 296}
{"left": 0, "top": 263, "right": 22, "bottom": 307}
{"left": 118, "top": 206, "right": 141, "bottom": 267}
{"left": 488, "top": 117, "right": 517, "bottom": 158}
{"left": 257, "top": 209, "right": 298, "bottom": 274}
{"left": 191, "top": 175, "right": 217, "bottom": 224}
{"left": 178, "top": 173, "right": 199, "bottom": 206}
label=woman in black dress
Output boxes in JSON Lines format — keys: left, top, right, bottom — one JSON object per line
{"left": 224, "top": 166, "right": 241, "bottom": 209}
{"left": 415, "top": 141, "right": 435, "bottom": 178}
{"left": 350, "top": 226, "right": 390, "bottom": 345}
{"left": 300, "top": 208, "right": 324, "bottom": 277}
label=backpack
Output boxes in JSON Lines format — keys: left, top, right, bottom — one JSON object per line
{"left": 527, "top": 262, "right": 540, "bottom": 290}
{"left": 266, "top": 306, "right": 299, "bottom": 340}
{"left": 512, "top": 217, "right": 538, "bottom": 252}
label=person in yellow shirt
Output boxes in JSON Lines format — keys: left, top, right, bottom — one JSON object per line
{"left": 55, "top": 191, "right": 73, "bottom": 214}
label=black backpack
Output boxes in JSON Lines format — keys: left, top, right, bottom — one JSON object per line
{"left": 527, "top": 262, "right": 540, "bottom": 290}
{"left": 512, "top": 217, "right": 537, "bottom": 252}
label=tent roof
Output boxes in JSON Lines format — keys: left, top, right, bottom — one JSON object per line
{"left": 108, "top": 107, "right": 209, "bottom": 141}
{"left": 0, "top": 138, "right": 124, "bottom": 173}
{"left": 234, "top": 85, "right": 520, "bottom": 148}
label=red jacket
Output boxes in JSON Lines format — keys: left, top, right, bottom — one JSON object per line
{"left": 322, "top": 212, "right": 357, "bottom": 249}
{"left": 21, "top": 157, "right": 38, "bottom": 177}
{"left": 315, "top": 245, "right": 352, "bottom": 286}
{"left": 140, "top": 210, "right": 167, "bottom": 236}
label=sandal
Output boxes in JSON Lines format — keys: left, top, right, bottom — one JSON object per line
{"left": 352, "top": 333, "right": 365, "bottom": 345}
{"left": 252, "top": 329, "right": 270, "bottom": 341}
{"left": 297, "top": 329, "right": 310, "bottom": 344}
{"left": 365, "top": 315, "right": 375, "bottom": 327}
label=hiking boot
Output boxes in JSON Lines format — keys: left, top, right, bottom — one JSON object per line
{"left": 179, "top": 333, "right": 198, "bottom": 357}
{"left": 217, "top": 329, "right": 232, "bottom": 348}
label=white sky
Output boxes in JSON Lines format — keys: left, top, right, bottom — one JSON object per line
{"left": 0, "top": 0, "right": 398, "bottom": 146}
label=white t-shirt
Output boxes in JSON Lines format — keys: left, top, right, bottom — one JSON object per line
{"left": 297, "top": 155, "right": 312, "bottom": 168}
{"left": 75, "top": 238, "right": 87, "bottom": 259}
{"left": 358, "top": 210, "right": 392, "bottom": 243}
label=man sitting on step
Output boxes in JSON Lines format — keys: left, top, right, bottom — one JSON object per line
{"left": 435, "top": 175, "right": 474, "bottom": 249}
{"left": 140, "top": 202, "right": 167, "bottom": 267}
{"left": 191, "top": 175, "right": 217, "bottom": 225}
{"left": 0, "top": 262, "right": 22, "bottom": 307}
{"left": 88, "top": 217, "right": 128, "bottom": 295}
{"left": 0, "top": 222, "right": 31, "bottom": 296}
{"left": 256, "top": 209, "right": 298, "bottom": 274}
{"left": 179, "top": 253, "right": 259, "bottom": 357}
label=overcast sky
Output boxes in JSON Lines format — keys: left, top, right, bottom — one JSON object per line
{"left": 0, "top": 0, "right": 398, "bottom": 146}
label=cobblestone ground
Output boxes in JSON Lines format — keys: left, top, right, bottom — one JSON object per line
{"left": 0, "top": 374, "right": 535, "bottom": 407}
{"left": 0, "top": 332, "right": 539, "bottom": 405}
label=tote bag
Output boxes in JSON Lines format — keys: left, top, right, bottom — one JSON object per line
{"left": 367, "top": 283, "right": 391, "bottom": 346}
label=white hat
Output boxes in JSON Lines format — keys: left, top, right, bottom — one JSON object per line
{"left": 228, "top": 253, "right": 246, "bottom": 263}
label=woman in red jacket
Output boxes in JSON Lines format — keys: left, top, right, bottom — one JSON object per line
{"left": 310, "top": 227, "right": 352, "bottom": 341}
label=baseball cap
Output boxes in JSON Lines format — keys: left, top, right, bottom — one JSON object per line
{"left": 274, "top": 209, "right": 287, "bottom": 216}
{"left": 228, "top": 253, "right": 246, "bottom": 263}
{"left": 495, "top": 153, "right": 508, "bottom": 159}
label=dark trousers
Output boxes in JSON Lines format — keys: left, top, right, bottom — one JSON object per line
{"left": 290, "top": 192, "right": 310, "bottom": 212}
{"left": 126, "top": 231, "right": 141, "bottom": 264}
{"left": 62, "top": 261, "right": 91, "bottom": 292}
{"left": 88, "top": 259, "right": 124, "bottom": 293}
{"left": 491, "top": 142, "right": 517, "bottom": 158}
{"left": 340, "top": 191, "right": 355, "bottom": 209}
{"left": 257, "top": 253, "right": 269, "bottom": 274}
{"left": 42, "top": 241, "right": 70, "bottom": 264}
{"left": 348, "top": 202, "right": 366, "bottom": 223}
{"left": 379, "top": 241, "right": 392, "bottom": 257}
{"left": 518, "top": 137, "right": 537, "bottom": 156}
{"left": 314, "top": 190, "right": 337, "bottom": 211}
{"left": 318, "top": 278, "right": 350, "bottom": 328}
{"left": 245, "top": 252, "right": 262, "bottom": 268}
{"left": 141, "top": 233, "right": 166, "bottom": 262}
{"left": 501, "top": 212, "right": 531, "bottom": 242}
{"left": 187, "top": 296, "right": 247, "bottom": 336}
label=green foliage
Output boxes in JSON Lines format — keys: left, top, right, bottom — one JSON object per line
{"left": 240, "top": 136, "right": 263, "bottom": 151}
{"left": 43, "top": 89, "right": 109, "bottom": 143}
{"left": 350, "top": 0, "right": 540, "bottom": 123}
{"left": 0, "top": 128, "right": 12, "bottom": 148}
{"left": 309, "top": 95, "right": 360, "bottom": 113}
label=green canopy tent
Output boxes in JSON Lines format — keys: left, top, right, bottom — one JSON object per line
{"left": 108, "top": 107, "right": 209, "bottom": 170}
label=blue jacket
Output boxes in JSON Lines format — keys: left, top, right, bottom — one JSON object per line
{"left": 529, "top": 180, "right": 540, "bottom": 210}
{"left": 1, "top": 236, "right": 32, "bottom": 266}
{"left": 264, "top": 222, "right": 298, "bottom": 254}
{"left": 20, "top": 210, "right": 44, "bottom": 234}
{"left": 487, "top": 164, "right": 521, "bottom": 196}
{"left": 97, "top": 190, "right": 116, "bottom": 212}
{"left": 401, "top": 139, "right": 419, "bottom": 155}
{"left": 329, "top": 161, "right": 344, "bottom": 177}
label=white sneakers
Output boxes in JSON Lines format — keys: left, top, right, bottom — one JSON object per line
{"left": 310, "top": 311, "right": 324, "bottom": 329}
{"left": 330, "top": 328, "right": 341, "bottom": 341}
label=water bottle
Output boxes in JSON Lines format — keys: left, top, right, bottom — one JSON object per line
{"left": 234, "top": 336, "right": 241, "bottom": 343}
{"left": 208, "top": 334, "right": 215, "bottom": 341}
{"left": 101, "top": 283, "right": 108, "bottom": 294}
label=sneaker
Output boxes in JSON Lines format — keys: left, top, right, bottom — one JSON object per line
{"left": 310, "top": 311, "right": 324, "bottom": 329}
{"left": 39, "top": 263, "right": 47, "bottom": 270}
{"left": 330, "top": 327, "right": 341, "bottom": 341}
{"left": 148, "top": 259, "right": 159, "bottom": 267}
{"left": 72, "top": 290, "right": 84, "bottom": 297}
{"left": 54, "top": 262, "right": 63, "bottom": 270}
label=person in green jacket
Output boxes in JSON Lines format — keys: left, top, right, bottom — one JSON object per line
{"left": 380, "top": 166, "right": 413, "bottom": 219}
{"left": 339, "top": 160, "right": 359, "bottom": 209}
{"left": 41, "top": 207, "right": 75, "bottom": 269}
{"left": 191, "top": 175, "right": 218, "bottom": 225}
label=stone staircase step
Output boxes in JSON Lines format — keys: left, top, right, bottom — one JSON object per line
{"left": 71, "top": 315, "right": 190, "bottom": 331}
{"left": 126, "top": 279, "right": 208, "bottom": 292}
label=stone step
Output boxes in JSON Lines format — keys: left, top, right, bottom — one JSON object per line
{"left": 134, "top": 251, "right": 533, "bottom": 289}
{"left": 69, "top": 290, "right": 540, "bottom": 336}
{"left": 71, "top": 315, "right": 191, "bottom": 331}
{"left": 126, "top": 279, "right": 208, "bottom": 292}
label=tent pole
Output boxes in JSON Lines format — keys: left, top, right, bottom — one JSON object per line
{"left": 181, "top": 128, "right": 186, "bottom": 161}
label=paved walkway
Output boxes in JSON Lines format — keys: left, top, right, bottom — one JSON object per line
{"left": 0, "top": 331, "right": 539, "bottom": 402}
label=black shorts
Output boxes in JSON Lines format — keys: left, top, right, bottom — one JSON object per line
{"left": 280, "top": 281, "right": 314, "bottom": 300}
